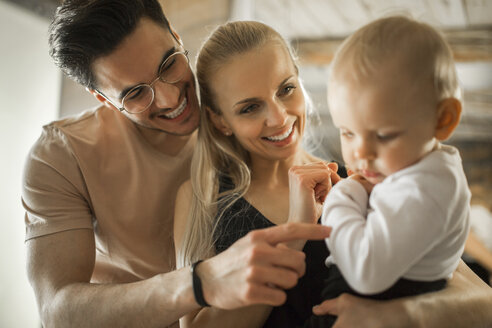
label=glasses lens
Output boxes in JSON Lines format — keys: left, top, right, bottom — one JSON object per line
{"left": 122, "top": 86, "right": 154, "bottom": 113}
{"left": 159, "top": 52, "right": 189, "bottom": 83}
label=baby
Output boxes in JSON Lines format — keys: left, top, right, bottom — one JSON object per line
{"left": 319, "top": 15, "right": 471, "bottom": 326}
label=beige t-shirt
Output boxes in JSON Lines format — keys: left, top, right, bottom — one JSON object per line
{"left": 22, "top": 106, "right": 195, "bottom": 283}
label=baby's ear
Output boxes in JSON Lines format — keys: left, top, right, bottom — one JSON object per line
{"left": 434, "top": 98, "right": 462, "bottom": 141}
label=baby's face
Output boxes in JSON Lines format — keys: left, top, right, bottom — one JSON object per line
{"left": 328, "top": 64, "right": 438, "bottom": 184}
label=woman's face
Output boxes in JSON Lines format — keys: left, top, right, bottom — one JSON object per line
{"left": 208, "top": 42, "right": 306, "bottom": 162}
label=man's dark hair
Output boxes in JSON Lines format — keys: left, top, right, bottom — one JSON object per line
{"left": 49, "top": 0, "right": 172, "bottom": 89}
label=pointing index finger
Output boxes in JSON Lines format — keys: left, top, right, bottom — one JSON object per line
{"left": 257, "top": 223, "right": 331, "bottom": 246}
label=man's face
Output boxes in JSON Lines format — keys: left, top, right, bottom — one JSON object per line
{"left": 92, "top": 18, "right": 200, "bottom": 136}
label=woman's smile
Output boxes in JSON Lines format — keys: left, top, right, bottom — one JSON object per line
{"left": 262, "top": 121, "right": 296, "bottom": 146}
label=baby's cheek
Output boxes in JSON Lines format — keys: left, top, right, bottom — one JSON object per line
{"left": 382, "top": 153, "right": 412, "bottom": 175}
{"left": 341, "top": 145, "right": 354, "bottom": 164}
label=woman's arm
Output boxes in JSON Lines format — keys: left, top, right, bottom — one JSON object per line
{"left": 173, "top": 181, "right": 272, "bottom": 328}
{"left": 313, "top": 260, "right": 492, "bottom": 328}
{"left": 287, "top": 162, "right": 338, "bottom": 250}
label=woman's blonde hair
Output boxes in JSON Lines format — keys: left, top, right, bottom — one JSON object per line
{"left": 177, "top": 21, "right": 309, "bottom": 268}
{"left": 330, "top": 15, "right": 461, "bottom": 102}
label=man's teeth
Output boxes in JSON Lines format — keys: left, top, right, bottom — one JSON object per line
{"left": 162, "top": 98, "right": 187, "bottom": 119}
{"left": 265, "top": 125, "right": 293, "bottom": 141}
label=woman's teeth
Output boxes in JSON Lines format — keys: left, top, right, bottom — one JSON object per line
{"left": 265, "top": 124, "right": 293, "bottom": 141}
{"left": 162, "top": 98, "right": 187, "bottom": 119}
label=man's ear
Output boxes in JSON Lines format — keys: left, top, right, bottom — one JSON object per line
{"left": 435, "top": 97, "right": 462, "bottom": 141}
{"left": 206, "top": 106, "right": 232, "bottom": 136}
{"left": 87, "top": 88, "right": 116, "bottom": 110}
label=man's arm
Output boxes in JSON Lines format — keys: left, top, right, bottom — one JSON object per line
{"left": 407, "top": 260, "right": 492, "bottom": 328}
{"left": 28, "top": 220, "right": 332, "bottom": 327}
{"left": 27, "top": 228, "right": 199, "bottom": 328}
{"left": 312, "top": 260, "right": 492, "bottom": 328}
{"left": 465, "top": 230, "right": 492, "bottom": 273}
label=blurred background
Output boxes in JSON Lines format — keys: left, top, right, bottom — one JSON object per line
{"left": 1, "top": 0, "right": 491, "bottom": 326}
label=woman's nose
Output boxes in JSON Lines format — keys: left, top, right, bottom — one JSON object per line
{"left": 265, "top": 102, "right": 288, "bottom": 127}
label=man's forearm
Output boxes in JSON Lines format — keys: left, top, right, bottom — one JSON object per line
{"left": 405, "top": 286, "right": 492, "bottom": 328}
{"left": 404, "top": 261, "right": 492, "bottom": 328}
{"left": 43, "top": 268, "right": 199, "bottom": 328}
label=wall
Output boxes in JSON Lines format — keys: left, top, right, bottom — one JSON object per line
{"left": 0, "top": 1, "right": 61, "bottom": 326}
{"left": 59, "top": 75, "right": 99, "bottom": 118}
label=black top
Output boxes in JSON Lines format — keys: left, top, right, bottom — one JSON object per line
{"left": 214, "top": 177, "right": 331, "bottom": 328}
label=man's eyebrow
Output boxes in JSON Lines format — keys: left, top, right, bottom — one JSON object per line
{"left": 118, "top": 46, "right": 178, "bottom": 100}
{"left": 233, "top": 76, "right": 294, "bottom": 107}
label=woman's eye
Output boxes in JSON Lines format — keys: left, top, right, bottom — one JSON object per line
{"left": 279, "top": 84, "right": 296, "bottom": 96}
{"left": 239, "top": 104, "right": 258, "bottom": 114}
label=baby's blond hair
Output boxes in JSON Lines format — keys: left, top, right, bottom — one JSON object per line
{"left": 330, "top": 16, "right": 461, "bottom": 102}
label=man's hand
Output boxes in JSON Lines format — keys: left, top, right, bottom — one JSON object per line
{"left": 199, "top": 223, "right": 331, "bottom": 309}
{"left": 312, "top": 293, "right": 413, "bottom": 328}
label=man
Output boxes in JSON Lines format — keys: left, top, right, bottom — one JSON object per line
{"left": 23, "top": 1, "right": 492, "bottom": 327}
{"left": 22, "top": 1, "right": 331, "bottom": 327}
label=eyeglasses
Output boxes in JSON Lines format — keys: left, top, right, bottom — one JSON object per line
{"left": 96, "top": 50, "right": 189, "bottom": 114}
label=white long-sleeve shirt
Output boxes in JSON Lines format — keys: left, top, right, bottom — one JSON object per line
{"left": 322, "top": 145, "right": 471, "bottom": 295}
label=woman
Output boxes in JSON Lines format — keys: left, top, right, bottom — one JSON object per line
{"left": 174, "top": 21, "right": 492, "bottom": 328}
{"left": 175, "top": 20, "right": 335, "bottom": 327}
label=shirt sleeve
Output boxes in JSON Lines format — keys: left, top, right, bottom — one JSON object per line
{"left": 22, "top": 125, "right": 93, "bottom": 241}
{"left": 322, "top": 178, "right": 446, "bottom": 294}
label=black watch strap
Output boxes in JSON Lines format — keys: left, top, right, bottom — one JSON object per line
{"left": 191, "top": 260, "right": 211, "bottom": 307}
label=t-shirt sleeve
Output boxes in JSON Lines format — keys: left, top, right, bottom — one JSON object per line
{"left": 323, "top": 178, "right": 446, "bottom": 294}
{"left": 22, "top": 125, "right": 93, "bottom": 241}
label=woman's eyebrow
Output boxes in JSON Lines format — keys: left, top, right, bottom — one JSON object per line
{"left": 277, "top": 75, "right": 294, "bottom": 89}
{"left": 233, "top": 76, "right": 295, "bottom": 107}
{"left": 234, "top": 97, "right": 261, "bottom": 107}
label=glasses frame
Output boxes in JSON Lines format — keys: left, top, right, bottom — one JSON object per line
{"left": 95, "top": 50, "right": 189, "bottom": 114}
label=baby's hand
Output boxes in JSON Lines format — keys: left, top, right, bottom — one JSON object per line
{"left": 348, "top": 174, "right": 374, "bottom": 195}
